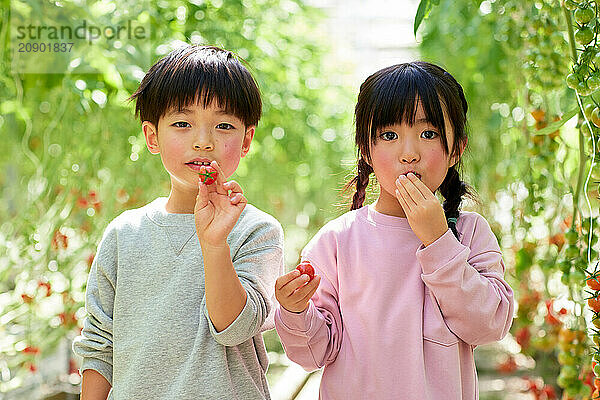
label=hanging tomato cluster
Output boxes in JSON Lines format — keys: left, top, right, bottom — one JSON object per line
{"left": 565, "top": 1, "right": 600, "bottom": 96}
{"left": 557, "top": 324, "right": 594, "bottom": 398}
{"left": 521, "top": 1, "right": 571, "bottom": 92}
{"left": 560, "top": 1, "right": 600, "bottom": 399}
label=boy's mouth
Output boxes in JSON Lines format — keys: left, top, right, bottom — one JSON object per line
{"left": 186, "top": 161, "right": 212, "bottom": 166}
{"left": 186, "top": 159, "right": 213, "bottom": 171}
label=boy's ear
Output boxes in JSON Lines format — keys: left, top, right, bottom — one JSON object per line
{"left": 143, "top": 121, "right": 160, "bottom": 154}
{"left": 240, "top": 125, "right": 255, "bottom": 158}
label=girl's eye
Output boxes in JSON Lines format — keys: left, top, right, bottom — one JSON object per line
{"left": 421, "top": 130, "right": 439, "bottom": 139}
{"left": 380, "top": 131, "right": 398, "bottom": 141}
{"left": 172, "top": 121, "right": 190, "bottom": 128}
{"left": 216, "top": 123, "right": 235, "bottom": 130}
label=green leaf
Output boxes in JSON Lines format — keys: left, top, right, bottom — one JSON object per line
{"left": 533, "top": 106, "right": 578, "bottom": 136}
{"left": 414, "top": 0, "right": 433, "bottom": 36}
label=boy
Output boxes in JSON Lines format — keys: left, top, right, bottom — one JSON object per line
{"left": 72, "top": 45, "right": 284, "bottom": 399}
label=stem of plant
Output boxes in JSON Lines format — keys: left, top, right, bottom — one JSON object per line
{"left": 564, "top": 4, "right": 588, "bottom": 229}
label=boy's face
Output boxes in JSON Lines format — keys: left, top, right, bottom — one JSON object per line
{"left": 143, "top": 101, "right": 254, "bottom": 196}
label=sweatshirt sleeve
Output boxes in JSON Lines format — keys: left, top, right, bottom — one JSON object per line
{"left": 417, "top": 213, "right": 514, "bottom": 346}
{"left": 204, "top": 218, "right": 284, "bottom": 347}
{"left": 72, "top": 223, "right": 117, "bottom": 385}
{"left": 274, "top": 228, "right": 343, "bottom": 371}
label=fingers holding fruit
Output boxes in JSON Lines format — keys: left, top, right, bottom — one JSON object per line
{"left": 198, "top": 164, "right": 218, "bottom": 185}
{"left": 223, "top": 180, "right": 247, "bottom": 206}
{"left": 208, "top": 161, "right": 228, "bottom": 194}
{"left": 275, "top": 262, "right": 321, "bottom": 313}
{"left": 194, "top": 162, "right": 247, "bottom": 245}
{"left": 296, "top": 260, "right": 315, "bottom": 280}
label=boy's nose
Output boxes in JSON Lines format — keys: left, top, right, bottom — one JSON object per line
{"left": 193, "top": 132, "right": 214, "bottom": 151}
{"left": 194, "top": 142, "right": 214, "bottom": 151}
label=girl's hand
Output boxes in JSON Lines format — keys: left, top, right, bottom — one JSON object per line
{"left": 194, "top": 161, "right": 247, "bottom": 248}
{"left": 395, "top": 172, "right": 449, "bottom": 246}
{"left": 275, "top": 269, "right": 321, "bottom": 313}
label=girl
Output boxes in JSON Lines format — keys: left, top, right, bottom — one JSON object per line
{"left": 273, "top": 62, "right": 514, "bottom": 399}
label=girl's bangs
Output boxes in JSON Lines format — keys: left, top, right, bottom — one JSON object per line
{"left": 367, "top": 67, "right": 448, "bottom": 150}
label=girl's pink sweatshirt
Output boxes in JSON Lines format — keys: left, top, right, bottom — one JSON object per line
{"left": 275, "top": 205, "right": 514, "bottom": 400}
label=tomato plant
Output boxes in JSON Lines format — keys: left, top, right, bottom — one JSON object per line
{"left": 417, "top": 0, "right": 600, "bottom": 398}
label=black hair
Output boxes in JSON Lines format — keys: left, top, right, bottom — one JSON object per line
{"left": 128, "top": 45, "right": 261, "bottom": 128}
{"left": 346, "top": 61, "right": 475, "bottom": 239}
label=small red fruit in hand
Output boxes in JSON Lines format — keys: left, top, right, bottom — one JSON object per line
{"left": 198, "top": 165, "right": 218, "bottom": 185}
{"left": 296, "top": 261, "right": 315, "bottom": 281}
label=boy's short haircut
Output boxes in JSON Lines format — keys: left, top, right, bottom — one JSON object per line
{"left": 129, "top": 45, "right": 262, "bottom": 128}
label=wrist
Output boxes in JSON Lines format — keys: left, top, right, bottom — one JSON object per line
{"left": 282, "top": 303, "right": 309, "bottom": 314}
{"left": 200, "top": 241, "right": 230, "bottom": 254}
{"left": 422, "top": 226, "right": 449, "bottom": 247}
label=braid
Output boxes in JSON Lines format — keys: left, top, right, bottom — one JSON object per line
{"left": 350, "top": 158, "right": 373, "bottom": 210}
{"left": 439, "top": 166, "right": 468, "bottom": 239}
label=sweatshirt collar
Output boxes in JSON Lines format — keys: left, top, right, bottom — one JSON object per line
{"left": 362, "top": 204, "right": 413, "bottom": 230}
{"left": 145, "top": 197, "right": 195, "bottom": 227}
{"left": 145, "top": 198, "right": 197, "bottom": 255}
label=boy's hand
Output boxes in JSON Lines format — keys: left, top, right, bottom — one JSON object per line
{"left": 194, "top": 161, "right": 247, "bottom": 247}
{"left": 395, "top": 172, "right": 449, "bottom": 246}
{"left": 275, "top": 269, "right": 321, "bottom": 313}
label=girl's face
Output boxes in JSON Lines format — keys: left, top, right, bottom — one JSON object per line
{"left": 368, "top": 102, "right": 461, "bottom": 215}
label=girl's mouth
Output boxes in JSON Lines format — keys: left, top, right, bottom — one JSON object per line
{"left": 402, "top": 172, "right": 421, "bottom": 179}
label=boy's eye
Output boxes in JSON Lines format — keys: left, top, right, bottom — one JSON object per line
{"left": 421, "top": 130, "right": 439, "bottom": 139}
{"left": 380, "top": 131, "right": 398, "bottom": 141}
{"left": 216, "top": 123, "right": 235, "bottom": 130}
{"left": 172, "top": 121, "right": 190, "bottom": 128}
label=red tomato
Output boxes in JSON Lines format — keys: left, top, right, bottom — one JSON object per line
{"left": 296, "top": 261, "right": 315, "bottom": 281}
{"left": 541, "top": 385, "right": 556, "bottom": 399}
{"left": 515, "top": 327, "right": 531, "bottom": 349}
{"left": 588, "top": 275, "right": 600, "bottom": 290}
{"left": 588, "top": 296, "right": 600, "bottom": 312}
{"left": 198, "top": 165, "right": 218, "bottom": 185}
{"left": 23, "top": 346, "right": 40, "bottom": 355}
{"left": 21, "top": 294, "right": 33, "bottom": 304}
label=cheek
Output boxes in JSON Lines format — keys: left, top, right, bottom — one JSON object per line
{"left": 219, "top": 138, "right": 244, "bottom": 174}
{"left": 425, "top": 149, "right": 448, "bottom": 169}
{"left": 371, "top": 147, "right": 395, "bottom": 168}
{"left": 220, "top": 139, "right": 238, "bottom": 159}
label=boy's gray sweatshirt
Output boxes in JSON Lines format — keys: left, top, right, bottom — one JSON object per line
{"left": 72, "top": 197, "right": 284, "bottom": 399}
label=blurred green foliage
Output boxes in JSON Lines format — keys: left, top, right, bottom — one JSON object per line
{"left": 420, "top": 0, "right": 600, "bottom": 397}
{"left": 0, "top": 0, "right": 354, "bottom": 390}
{"left": 420, "top": 0, "right": 573, "bottom": 204}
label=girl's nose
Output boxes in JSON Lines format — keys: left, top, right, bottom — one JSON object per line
{"left": 401, "top": 146, "right": 419, "bottom": 163}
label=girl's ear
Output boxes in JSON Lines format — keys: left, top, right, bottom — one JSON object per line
{"left": 143, "top": 121, "right": 160, "bottom": 154}
{"left": 450, "top": 137, "right": 467, "bottom": 168}
{"left": 360, "top": 149, "right": 372, "bottom": 167}
{"left": 241, "top": 125, "right": 255, "bottom": 158}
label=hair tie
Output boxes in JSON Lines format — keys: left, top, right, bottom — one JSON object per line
{"left": 447, "top": 217, "right": 457, "bottom": 225}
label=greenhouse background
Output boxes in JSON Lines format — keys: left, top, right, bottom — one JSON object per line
{"left": 1, "top": 0, "right": 600, "bottom": 399}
